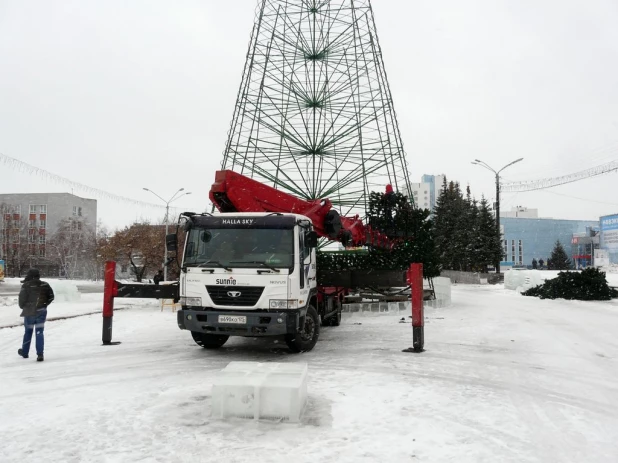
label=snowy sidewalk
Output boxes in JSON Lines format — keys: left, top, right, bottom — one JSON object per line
{"left": 0, "top": 293, "right": 146, "bottom": 329}
{"left": 1, "top": 286, "right": 618, "bottom": 462}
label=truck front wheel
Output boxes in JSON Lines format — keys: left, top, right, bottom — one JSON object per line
{"left": 285, "top": 305, "right": 320, "bottom": 353}
{"left": 191, "top": 331, "right": 229, "bottom": 349}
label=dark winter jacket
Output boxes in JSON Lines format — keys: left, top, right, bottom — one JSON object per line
{"left": 18, "top": 279, "right": 55, "bottom": 317}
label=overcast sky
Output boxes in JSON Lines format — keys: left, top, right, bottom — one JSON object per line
{"left": 1, "top": 0, "right": 618, "bottom": 231}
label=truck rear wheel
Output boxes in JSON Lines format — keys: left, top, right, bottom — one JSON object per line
{"left": 285, "top": 305, "right": 319, "bottom": 353}
{"left": 191, "top": 331, "right": 229, "bottom": 349}
{"left": 323, "top": 309, "right": 341, "bottom": 326}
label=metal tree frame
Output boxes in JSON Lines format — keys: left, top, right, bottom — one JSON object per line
{"left": 221, "top": 0, "right": 413, "bottom": 216}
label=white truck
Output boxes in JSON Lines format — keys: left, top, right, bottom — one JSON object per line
{"left": 169, "top": 211, "right": 341, "bottom": 353}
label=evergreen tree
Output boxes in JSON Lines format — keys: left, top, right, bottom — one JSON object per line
{"left": 532, "top": 258, "right": 538, "bottom": 269}
{"left": 476, "top": 196, "right": 503, "bottom": 272}
{"left": 523, "top": 267, "right": 618, "bottom": 300}
{"left": 434, "top": 179, "right": 503, "bottom": 272}
{"left": 433, "top": 181, "right": 504, "bottom": 273}
{"left": 460, "top": 186, "right": 478, "bottom": 271}
{"left": 549, "top": 241, "right": 571, "bottom": 270}
{"left": 433, "top": 179, "right": 468, "bottom": 270}
{"left": 317, "top": 189, "right": 440, "bottom": 278}
{"left": 432, "top": 177, "right": 452, "bottom": 269}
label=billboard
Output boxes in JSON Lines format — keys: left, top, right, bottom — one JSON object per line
{"left": 600, "top": 214, "right": 618, "bottom": 250}
{"left": 600, "top": 214, "right": 618, "bottom": 264}
{"left": 0, "top": 260, "right": 4, "bottom": 282}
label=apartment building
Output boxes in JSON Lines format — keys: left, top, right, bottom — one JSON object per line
{"left": 0, "top": 193, "right": 97, "bottom": 276}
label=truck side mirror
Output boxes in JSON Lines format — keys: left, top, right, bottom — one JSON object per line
{"left": 166, "top": 234, "right": 178, "bottom": 252}
{"left": 306, "top": 231, "right": 318, "bottom": 248}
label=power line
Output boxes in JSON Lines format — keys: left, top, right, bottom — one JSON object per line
{"left": 1, "top": 152, "right": 167, "bottom": 209}
{"left": 501, "top": 159, "right": 618, "bottom": 192}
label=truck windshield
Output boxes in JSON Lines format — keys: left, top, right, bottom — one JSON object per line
{"left": 184, "top": 228, "right": 294, "bottom": 269}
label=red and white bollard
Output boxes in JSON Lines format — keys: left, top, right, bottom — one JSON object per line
{"left": 404, "top": 263, "right": 424, "bottom": 353}
{"left": 102, "top": 261, "right": 121, "bottom": 345}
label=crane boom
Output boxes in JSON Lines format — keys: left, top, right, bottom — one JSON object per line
{"left": 501, "top": 160, "right": 618, "bottom": 192}
{"left": 209, "top": 170, "right": 393, "bottom": 249}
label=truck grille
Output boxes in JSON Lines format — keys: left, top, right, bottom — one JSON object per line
{"left": 206, "top": 286, "right": 264, "bottom": 307}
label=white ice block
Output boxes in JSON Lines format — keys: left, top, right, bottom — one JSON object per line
{"left": 504, "top": 270, "right": 546, "bottom": 292}
{"left": 211, "top": 361, "right": 308, "bottom": 422}
{"left": 48, "top": 280, "right": 81, "bottom": 302}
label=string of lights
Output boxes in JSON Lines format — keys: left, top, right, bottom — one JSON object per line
{"left": 1, "top": 152, "right": 169, "bottom": 210}
{"left": 501, "top": 159, "right": 618, "bottom": 192}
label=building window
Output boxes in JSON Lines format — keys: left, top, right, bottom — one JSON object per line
{"left": 39, "top": 220, "right": 46, "bottom": 229}
{"left": 13, "top": 205, "right": 21, "bottom": 214}
{"left": 29, "top": 245, "right": 36, "bottom": 256}
{"left": 40, "top": 205, "right": 47, "bottom": 214}
{"left": 13, "top": 234, "right": 20, "bottom": 243}
{"left": 28, "top": 234, "right": 36, "bottom": 243}
{"left": 29, "top": 205, "right": 38, "bottom": 214}
{"left": 39, "top": 246, "right": 45, "bottom": 257}
{"left": 518, "top": 240, "right": 523, "bottom": 265}
{"left": 29, "top": 219, "right": 36, "bottom": 228}
{"left": 77, "top": 222, "right": 82, "bottom": 231}
{"left": 39, "top": 235, "right": 45, "bottom": 244}
{"left": 73, "top": 206, "right": 83, "bottom": 217}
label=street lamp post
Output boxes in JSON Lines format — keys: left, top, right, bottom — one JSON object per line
{"left": 471, "top": 157, "right": 524, "bottom": 274}
{"left": 143, "top": 187, "right": 192, "bottom": 281}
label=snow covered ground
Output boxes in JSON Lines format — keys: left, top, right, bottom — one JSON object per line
{"left": 1, "top": 285, "right": 618, "bottom": 462}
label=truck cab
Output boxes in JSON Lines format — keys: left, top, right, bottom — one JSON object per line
{"left": 172, "top": 212, "right": 326, "bottom": 352}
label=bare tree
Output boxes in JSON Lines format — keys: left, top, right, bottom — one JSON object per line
{"left": 84, "top": 221, "right": 109, "bottom": 280}
{"left": 47, "top": 218, "right": 96, "bottom": 279}
{"left": 97, "top": 222, "right": 166, "bottom": 282}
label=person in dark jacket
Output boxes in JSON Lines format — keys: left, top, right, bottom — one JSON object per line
{"left": 18, "top": 268, "right": 54, "bottom": 362}
{"left": 153, "top": 270, "right": 164, "bottom": 285}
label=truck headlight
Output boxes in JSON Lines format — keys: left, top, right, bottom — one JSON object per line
{"left": 180, "top": 297, "right": 202, "bottom": 306}
{"left": 269, "top": 299, "right": 298, "bottom": 309}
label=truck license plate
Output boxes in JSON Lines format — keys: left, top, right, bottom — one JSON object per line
{"left": 218, "top": 315, "right": 246, "bottom": 324}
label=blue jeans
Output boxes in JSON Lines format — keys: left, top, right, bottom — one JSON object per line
{"left": 22, "top": 309, "right": 47, "bottom": 356}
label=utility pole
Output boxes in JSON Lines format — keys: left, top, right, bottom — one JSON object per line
{"left": 143, "top": 187, "right": 191, "bottom": 281}
{"left": 471, "top": 158, "right": 524, "bottom": 274}
{"left": 495, "top": 171, "right": 500, "bottom": 264}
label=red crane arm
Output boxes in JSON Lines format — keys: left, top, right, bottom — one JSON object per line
{"left": 209, "top": 170, "right": 392, "bottom": 248}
